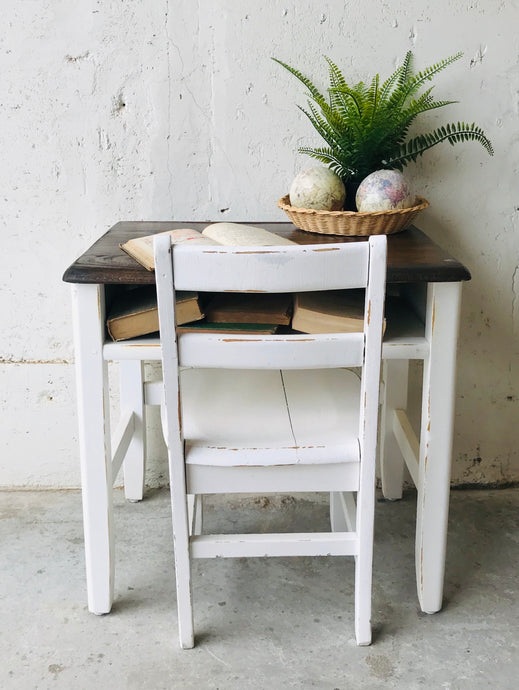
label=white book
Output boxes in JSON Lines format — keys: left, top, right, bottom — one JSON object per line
{"left": 202, "top": 222, "right": 296, "bottom": 247}
{"left": 120, "top": 223, "right": 295, "bottom": 271}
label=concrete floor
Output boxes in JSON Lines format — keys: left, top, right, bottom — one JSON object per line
{"left": 1, "top": 488, "right": 518, "bottom": 689}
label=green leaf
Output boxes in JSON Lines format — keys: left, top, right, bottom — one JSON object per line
{"left": 385, "top": 121, "right": 494, "bottom": 167}
{"left": 271, "top": 58, "right": 326, "bottom": 105}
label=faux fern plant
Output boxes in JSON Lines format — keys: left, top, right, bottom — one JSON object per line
{"left": 273, "top": 51, "right": 493, "bottom": 201}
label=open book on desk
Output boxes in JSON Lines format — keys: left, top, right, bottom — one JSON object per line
{"left": 120, "top": 222, "right": 296, "bottom": 271}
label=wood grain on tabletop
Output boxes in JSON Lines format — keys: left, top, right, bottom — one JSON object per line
{"left": 62, "top": 222, "right": 471, "bottom": 285}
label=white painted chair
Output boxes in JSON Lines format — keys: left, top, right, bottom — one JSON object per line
{"left": 154, "top": 234, "right": 387, "bottom": 648}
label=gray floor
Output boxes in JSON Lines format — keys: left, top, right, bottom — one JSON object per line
{"left": 1, "top": 487, "right": 518, "bottom": 689}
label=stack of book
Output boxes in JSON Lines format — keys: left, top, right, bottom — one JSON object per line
{"left": 176, "top": 292, "right": 293, "bottom": 335}
{"left": 107, "top": 222, "right": 381, "bottom": 340}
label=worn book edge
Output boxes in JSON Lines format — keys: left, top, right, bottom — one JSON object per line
{"left": 107, "top": 288, "right": 203, "bottom": 341}
{"left": 291, "top": 290, "right": 386, "bottom": 335}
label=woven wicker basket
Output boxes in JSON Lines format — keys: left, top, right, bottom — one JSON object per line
{"left": 277, "top": 194, "right": 430, "bottom": 236}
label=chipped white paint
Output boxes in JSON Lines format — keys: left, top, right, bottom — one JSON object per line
{"left": 1, "top": 0, "right": 518, "bottom": 486}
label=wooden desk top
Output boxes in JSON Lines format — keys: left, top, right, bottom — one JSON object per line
{"left": 63, "top": 221, "right": 471, "bottom": 285}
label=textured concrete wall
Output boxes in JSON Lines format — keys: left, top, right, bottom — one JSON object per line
{"left": 1, "top": 1, "right": 517, "bottom": 487}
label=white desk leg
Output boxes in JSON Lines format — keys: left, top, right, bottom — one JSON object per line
{"left": 417, "top": 282, "right": 461, "bottom": 613}
{"left": 379, "top": 359, "right": 409, "bottom": 500}
{"left": 120, "top": 361, "right": 146, "bottom": 501}
{"left": 71, "top": 284, "right": 114, "bottom": 614}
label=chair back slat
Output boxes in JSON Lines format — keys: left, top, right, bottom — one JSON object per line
{"left": 178, "top": 331, "right": 365, "bottom": 369}
{"left": 170, "top": 242, "right": 370, "bottom": 293}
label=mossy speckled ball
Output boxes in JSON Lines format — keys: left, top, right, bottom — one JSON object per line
{"left": 289, "top": 167, "right": 346, "bottom": 211}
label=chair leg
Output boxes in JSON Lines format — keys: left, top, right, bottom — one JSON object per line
{"left": 354, "top": 484, "right": 375, "bottom": 645}
{"left": 169, "top": 474, "right": 195, "bottom": 648}
{"left": 174, "top": 538, "right": 195, "bottom": 649}
{"left": 354, "top": 546, "right": 373, "bottom": 646}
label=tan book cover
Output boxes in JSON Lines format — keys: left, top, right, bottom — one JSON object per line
{"left": 106, "top": 286, "right": 203, "bottom": 341}
{"left": 120, "top": 223, "right": 296, "bottom": 271}
{"left": 292, "top": 290, "right": 371, "bottom": 334}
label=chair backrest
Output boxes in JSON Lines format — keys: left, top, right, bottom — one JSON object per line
{"left": 154, "top": 237, "right": 386, "bottom": 372}
{"left": 154, "top": 235, "right": 387, "bottom": 465}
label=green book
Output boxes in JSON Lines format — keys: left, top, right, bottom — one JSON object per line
{"left": 177, "top": 320, "right": 278, "bottom": 334}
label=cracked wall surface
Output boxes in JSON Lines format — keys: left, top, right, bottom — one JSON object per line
{"left": 1, "top": 0, "right": 518, "bottom": 486}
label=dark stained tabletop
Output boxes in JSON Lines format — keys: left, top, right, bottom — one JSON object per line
{"left": 63, "top": 221, "right": 471, "bottom": 285}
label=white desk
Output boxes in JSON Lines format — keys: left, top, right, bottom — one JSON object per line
{"left": 63, "top": 222, "right": 470, "bottom": 617}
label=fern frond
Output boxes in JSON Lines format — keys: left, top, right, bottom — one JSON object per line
{"left": 391, "top": 90, "right": 458, "bottom": 137}
{"left": 408, "top": 97, "right": 458, "bottom": 118}
{"left": 398, "top": 52, "right": 463, "bottom": 104}
{"left": 324, "top": 56, "right": 348, "bottom": 90}
{"left": 298, "top": 146, "right": 353, "bottom": 179}
{"left": 297, "top": 105, "right": 337, "bottom": 149}
{"left": 367, "top": 74, "right": 380, "bottom": 121}
{"left": 328, "top": 86, "right": 363, "bottom": 116}
{"left": 301, "top": 101, "right": 354, "bottom": 150}
{"left": 325, "top": 56, "right": 350, "bottom": 111}
{"left": 413, "top": 52, "right": 463, "bottom": 85}
{"left": 271, "top": 58, "right": 326, "bottom": 104}
{"left": 385, "top": 121, "right": 494, "bottom": 167}
{"left": 378, "top": 64, "right": 403, "bottom": 104}
{"left": 297, "top": 145, "right": 342, "bottom": 164}
{"left": 353, "top": 81, "right": 371, "bottom": 107}
{"left": 398, "top": 51, "right": 413, "bottom": 87}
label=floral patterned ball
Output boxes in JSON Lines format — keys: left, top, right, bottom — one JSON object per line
{"left": 355, "top": 170, "right": 415, "bottom": 212}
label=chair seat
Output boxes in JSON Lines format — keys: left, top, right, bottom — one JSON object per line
{"left": 181, "top": 368, "right": 361, "bottom": 467}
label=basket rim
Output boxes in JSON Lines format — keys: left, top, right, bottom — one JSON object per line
{"left": 277, "top": 194, "right": 430, "bottom": 218}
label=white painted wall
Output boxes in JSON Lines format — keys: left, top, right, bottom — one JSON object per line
{"left": 1, "top": 1, "right": 517, "bottom": 487}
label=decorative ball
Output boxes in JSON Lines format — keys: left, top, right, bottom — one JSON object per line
{"left": 355, "top": 170, "right": 415, "bottom": 213}
{"left": 289, "top": 167, "right": 346, "bottom": 211}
